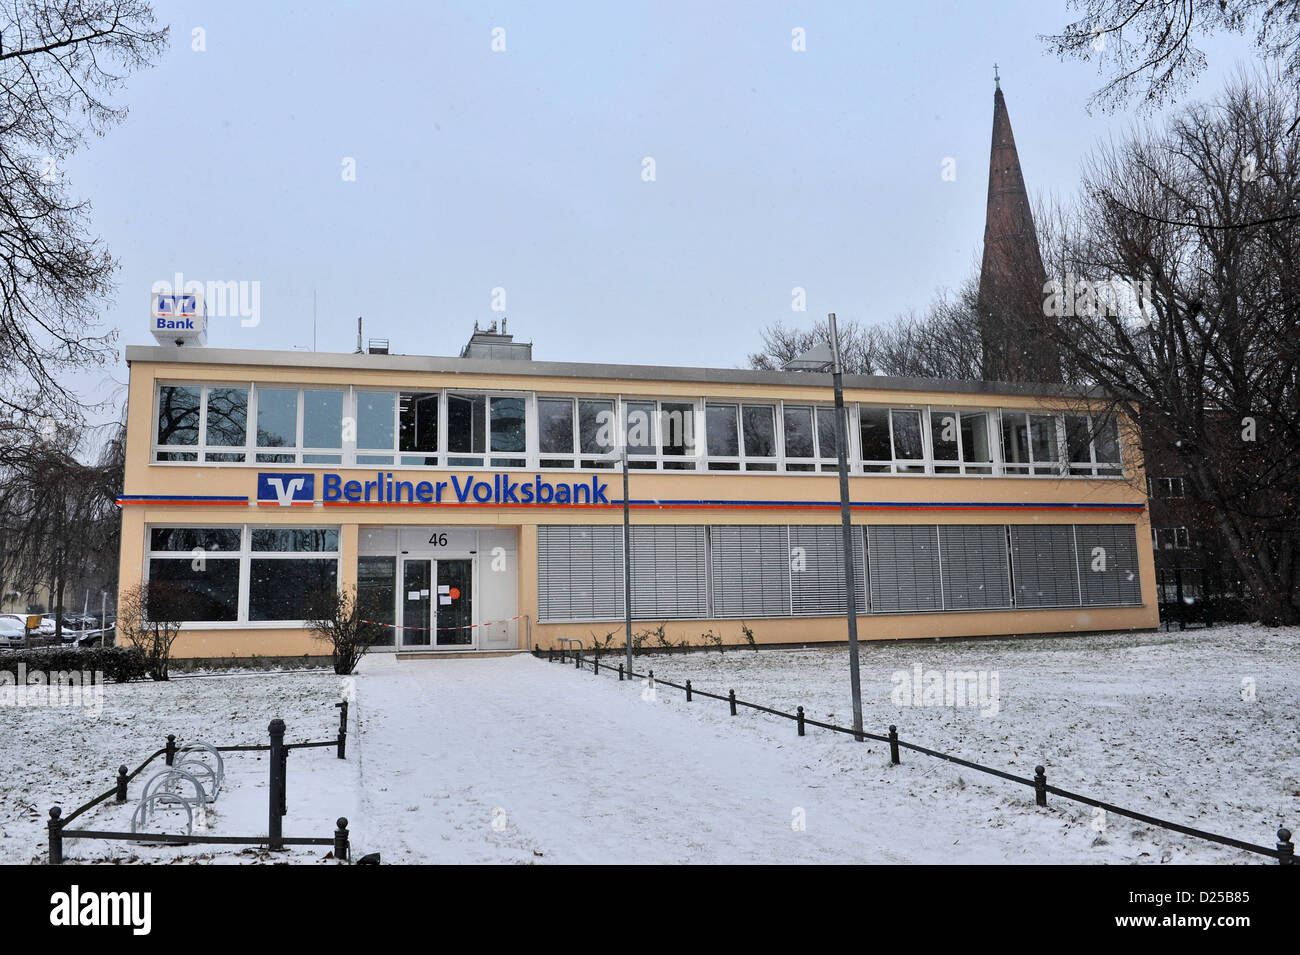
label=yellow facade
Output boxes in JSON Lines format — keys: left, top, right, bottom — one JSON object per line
{"left": 118, "top": 346, "right": 1158, "bottom": 659}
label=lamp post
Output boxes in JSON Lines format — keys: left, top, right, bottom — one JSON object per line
{"left": 828, "top": 313, "right": 865, "bottom": 741}
{"left": 622, "top": 443, "right": 633, "bottom": 676}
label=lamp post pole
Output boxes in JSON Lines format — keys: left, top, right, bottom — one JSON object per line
{"left": 622, "top": 444, "right": 633, "bottom": 676}
{"left": 829, "top": 313, "right": 865, "bottom": 741}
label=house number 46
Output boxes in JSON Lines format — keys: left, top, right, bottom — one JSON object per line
{"left": 428, "top": 533, "right": 448, "bottom": 546}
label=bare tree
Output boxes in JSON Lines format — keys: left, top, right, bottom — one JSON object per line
{"left": 306, "top": 588, "right": 385, "bottom": 675}
{"left": 116, "top": 580, "right": 183, "bottom": 680}
{"left": 1038, "top": 75, "right": 1300, "bottom": 624}
{"left": 747, "top": 316, "right": 883, "bottom": 374}
{"left": 1042, "top": 0, "right": 1300, "bottom": 113}
{"left": 875, "top": 277, "right": 987, "bottom": 381}
{"left": 0, "top": 1, "right": 166, "bottom": 461}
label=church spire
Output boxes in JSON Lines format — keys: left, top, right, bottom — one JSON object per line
{"left": 976, "top": 77, "right": 1061, "bottom": 383}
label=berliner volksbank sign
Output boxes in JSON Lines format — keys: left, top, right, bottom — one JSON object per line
{"left": 257, "top": 471, "right": 611, "bottom": 506}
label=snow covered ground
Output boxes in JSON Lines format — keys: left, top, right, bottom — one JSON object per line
{"left": 2, "top": 624, "right": 1294, "bottom": 864}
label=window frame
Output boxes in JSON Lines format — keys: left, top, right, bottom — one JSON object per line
{"left": 143, "top": 524, "right": 340, "bottom": 627}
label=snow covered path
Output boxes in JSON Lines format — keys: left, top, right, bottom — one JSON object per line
{"left": 350, "top": 654, "right": 1106, "bottom": 864}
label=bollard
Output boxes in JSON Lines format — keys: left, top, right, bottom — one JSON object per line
{"left": 1034, "top": 765, "right": 1047, "bottom": 807}
{"left": 575, "top": 649, "right": 581, "bottom": 670}
{"left": 560, "top": 647, "right": 566, "bottom": 663}
{"left": 1278, "top": 828, "right": 1295, "bottom": 865}
{"left": 268, "top": 719, "right": 286, "bottom": 850}
{"left": 797, "top": 706, "right": 805, "bottom": 737}
{"left": 548, "top": 648, "right": 554, "bottom": 663}
{"left": 729, "top": 689, "right": 736, "bottom": 715}
{"left": 48, "top": 807, "right": 63, "bottom": 865}
{"left": 593, "top": 656, "right": 599, "bottom": 675}
{"left": 888, "top": 725, "right": 900, "bottom": 765}
{"left": 335, "top": 700, "right": 348, "bottom": 760}
{"left": 335, "top": 817, "right": 351, "bottom": 862}
{"left": 116, "top": 765, "right": 129, "bottom": 803}
{"left": 618, "top": 664, "right": 624, "bottom": 682}
{"left": 164, "top": 734, "right": 177, "bottom": 766}
{"left": 686, "top": 680, "right": 692, "bottom": 702}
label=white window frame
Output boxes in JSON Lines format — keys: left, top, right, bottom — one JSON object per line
{"left": 703, "top": 401, "right": 779, "bottom": 472}
{"left": 444, "top": 390, "right": 530, "bottom": 469}
{"left": 534, "top": 394, "right": 620, "bottom": 470}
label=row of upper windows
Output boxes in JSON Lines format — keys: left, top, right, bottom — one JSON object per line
{"left": 150, "top": 382, "right": 1125, "bottom": 478}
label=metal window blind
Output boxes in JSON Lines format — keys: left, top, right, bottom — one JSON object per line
{"left": 1010, "top": 525, "right": 1080, "bottom": 607}
{"left": 537, "top": 525, "right": 624, "bottom": 622}
{"left": 939, "top": 524, "right": 1012, "bottom": 610}
{"left": 788, "top": 525, "right": 867, "bottom": 615}
{"left": 630, "top": 525, "right": 709, "bottom": 619}
{"left": 1075, "top": 524, "right": 1142, "bottom": 606}
{"left": 708, "top": 525, "right": 791, "bottom": 617}
{"left": 868, "top": 525, "right": 943, "bottom": 613}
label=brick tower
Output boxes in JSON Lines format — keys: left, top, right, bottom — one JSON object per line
{"left": 977, "top": 73, "right": 1061, "bottom": 383}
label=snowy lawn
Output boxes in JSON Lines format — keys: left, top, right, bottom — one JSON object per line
{"left": 0, "top": 670, "right": 357, "bottom": 864}
{"left": 620, "top": 622, "right": 1299, "bottom": 864}
{"left": 2, "top": 623, "right": 1293, "bottom": 864}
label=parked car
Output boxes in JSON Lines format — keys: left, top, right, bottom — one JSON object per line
{"left": 37, "top": 615, "right": 57, "bottom": 636}
{"left": 0, "top": 616, "right": 26, "bottom": 649}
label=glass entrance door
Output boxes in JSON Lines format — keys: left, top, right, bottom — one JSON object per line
{"left": 401, "top": 559, "right": 432, "bottom": 647}
{"left": 400, "top": 558, "right": 474, "bottom": 648}
{"left": 435, "top": 559, "right": 473, "bottom": 646}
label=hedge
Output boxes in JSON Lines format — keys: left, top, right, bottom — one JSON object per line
{"left": 0, "top": 646, "right": 148, "bottom": 683}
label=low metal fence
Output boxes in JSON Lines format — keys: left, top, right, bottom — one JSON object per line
{"left": 47, "top": 701, "right": 353, "bottom": 865}
{"left": 539, "top": 645, "right": 1295, "bottom": 865}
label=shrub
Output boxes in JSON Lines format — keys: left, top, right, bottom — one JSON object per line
{"left": 117, "top": 581, "right": 185, "bottom": 680}
{"left": 741, "top": 621, "right": 758, "bottom": 652}
{"left": 0, "top": 646, "right": 147, "bottom": 683}
{"left": 306, "top": 587, "right": 384, "bottom": 675}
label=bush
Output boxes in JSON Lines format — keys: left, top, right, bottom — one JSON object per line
{"left": 306, "top": 587, "right": 384, "bottom": 675}
{"left": 0, "top": 646, "right": 147, "bottom": 683}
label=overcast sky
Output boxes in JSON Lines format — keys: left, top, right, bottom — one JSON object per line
{"left": 69, "top": 0, "right": 1258, "bottom": 419}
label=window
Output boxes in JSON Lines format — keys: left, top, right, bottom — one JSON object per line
{"left": 357, "top": 556, "right": 396, "bottom": 647}
{"left": 145, "top": 525, "right": 340, "bottom": 625}
{"left": 1066, "top": 414, "right": 1123, "bottom": 477}
{"left": 858, "top": 407, "right": 892, "bottom": 472}
{"left": 938, "top": 525, "right": 1011, "bottom": 609}
{"left": 929, "top": 410, "right": 993, "bottom": 475}
{"left": 623, "top": 399, "right": 698, "bottom": 470}
{"left": 255, "top": 387, "right": 298, "bottom": 462}
{"left": 537, "top": 525, "right": 625, "bottom": 621}
{"left": 788, "top": 525, "right": 866, "bottom": 615}
{"left": 868, "top": 525, "right": 943, "bottom": 612}
{"left": 248, "top": 528, "right": 340, "bottom": 621}
{"left": 705, "top": 403, "right": 777, "bottom": 471}
{"left": 447, "top": 393, "right": 526, "bottom": 467}
{"left": 144, "top": 526, "right": 242, "bottom": 623}
{"left": 1075, "top": 524, "right": 1142, "bottom": 605}
{"left": 356, "top": 391, "right": 396, "bottom": 465}
{"left": 154, "top": 384, "right": 251, "bottom": 463}
{"left": 630, "top": 526, "right": 708, "bottom": 617}
{"left": 302, "top": 390, "right": 343, "bottom": 463}
{"left": 1154, "top": 526, "right": 1190, "bottom": 550}
{"left": 783, "top": 405, "right": 841, "bottom": 472}
{"left": 399, "top": 392, "right": 439, "bottom": 466}
{"left": 1009, "top": 525, "right": 1079, "bottom": 607}
{"left": 538, "top": 397, "right": 617, "bottom": 469}
{"left": 1001, "top": 411, "right": 1062, "bottom": 475}
{"left": 889, "top": 410, "right": 926, "bottom": 473}
{"left": 1153, "top": 476, "right": 1184, "bottom": 498}
{"left": 710, "top": 526, "right": 791, "bottom": 616}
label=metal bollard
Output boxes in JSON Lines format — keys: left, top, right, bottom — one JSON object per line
{"left": 1034, "top": 765, "right": 1048, "bottom": 807}
{"left": 797, "top": 706, "right": 805, "bottom": 737}
{"left": 729, "top": 689, "right": 736, "bottom": 715}
{"left": 164, "top": 734, "right": 177, "bottom": 766}
{"left": 116, "top": 765, "right": 129, "bottom": 803}
{"left": 335, "top": 700, "right": 348, "bottom": 759}
{"left": 618, "top": 664, "right": 624, "bottom": 681}
{"left": 335, "top": 817, "right": 351, "bottom": 862}
{"left": 48, "top": 807, "right": 63, "bottom": 865}
{"left": 268, "top": 719, "right": 286, "bottom": 850}
{"left": 888, "top": 725, "right": 900, "bottom": 765}
{"left": 1278, "top": 828, "right": 1295, "bottom": 865}
{"left": 686, "top": 680, "right": 692, "bottom": 702}
{"left": 593, "top": 656, "right": 599, "bottom": 675}
{"left": 575, "top": 649, "right": 581, "bottom": 670}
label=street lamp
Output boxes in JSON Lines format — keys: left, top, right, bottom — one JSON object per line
{"left": 828, "top": 313, "right": 865, "bottom": 741}
{"left": 621, "top": 442, "right": 633, "bottom": 676}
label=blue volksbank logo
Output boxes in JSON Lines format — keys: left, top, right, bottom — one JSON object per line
{"left": 257, "top": 471, "right": 610, "bottom": 506}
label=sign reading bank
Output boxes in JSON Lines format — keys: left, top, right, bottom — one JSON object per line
{"left": 257, "top": 471, "right": 610, "bottom": 506}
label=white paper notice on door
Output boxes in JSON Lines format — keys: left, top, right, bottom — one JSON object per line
{"left": 421, "top": 589, "right": 430, "bottom": 597}
{"left": 407, "top": 591, "right": 420, "bottom": 600}
{"left": 439, "top": 596, "right": 452, "bottom": 605}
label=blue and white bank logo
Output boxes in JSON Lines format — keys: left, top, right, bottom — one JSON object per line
{"left": 257, "top": 472, "right": 315, "bottom": 505}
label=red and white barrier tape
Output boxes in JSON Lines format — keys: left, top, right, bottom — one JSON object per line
{"left": 360, "top": 614, "right": 525, "bottom": 633}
